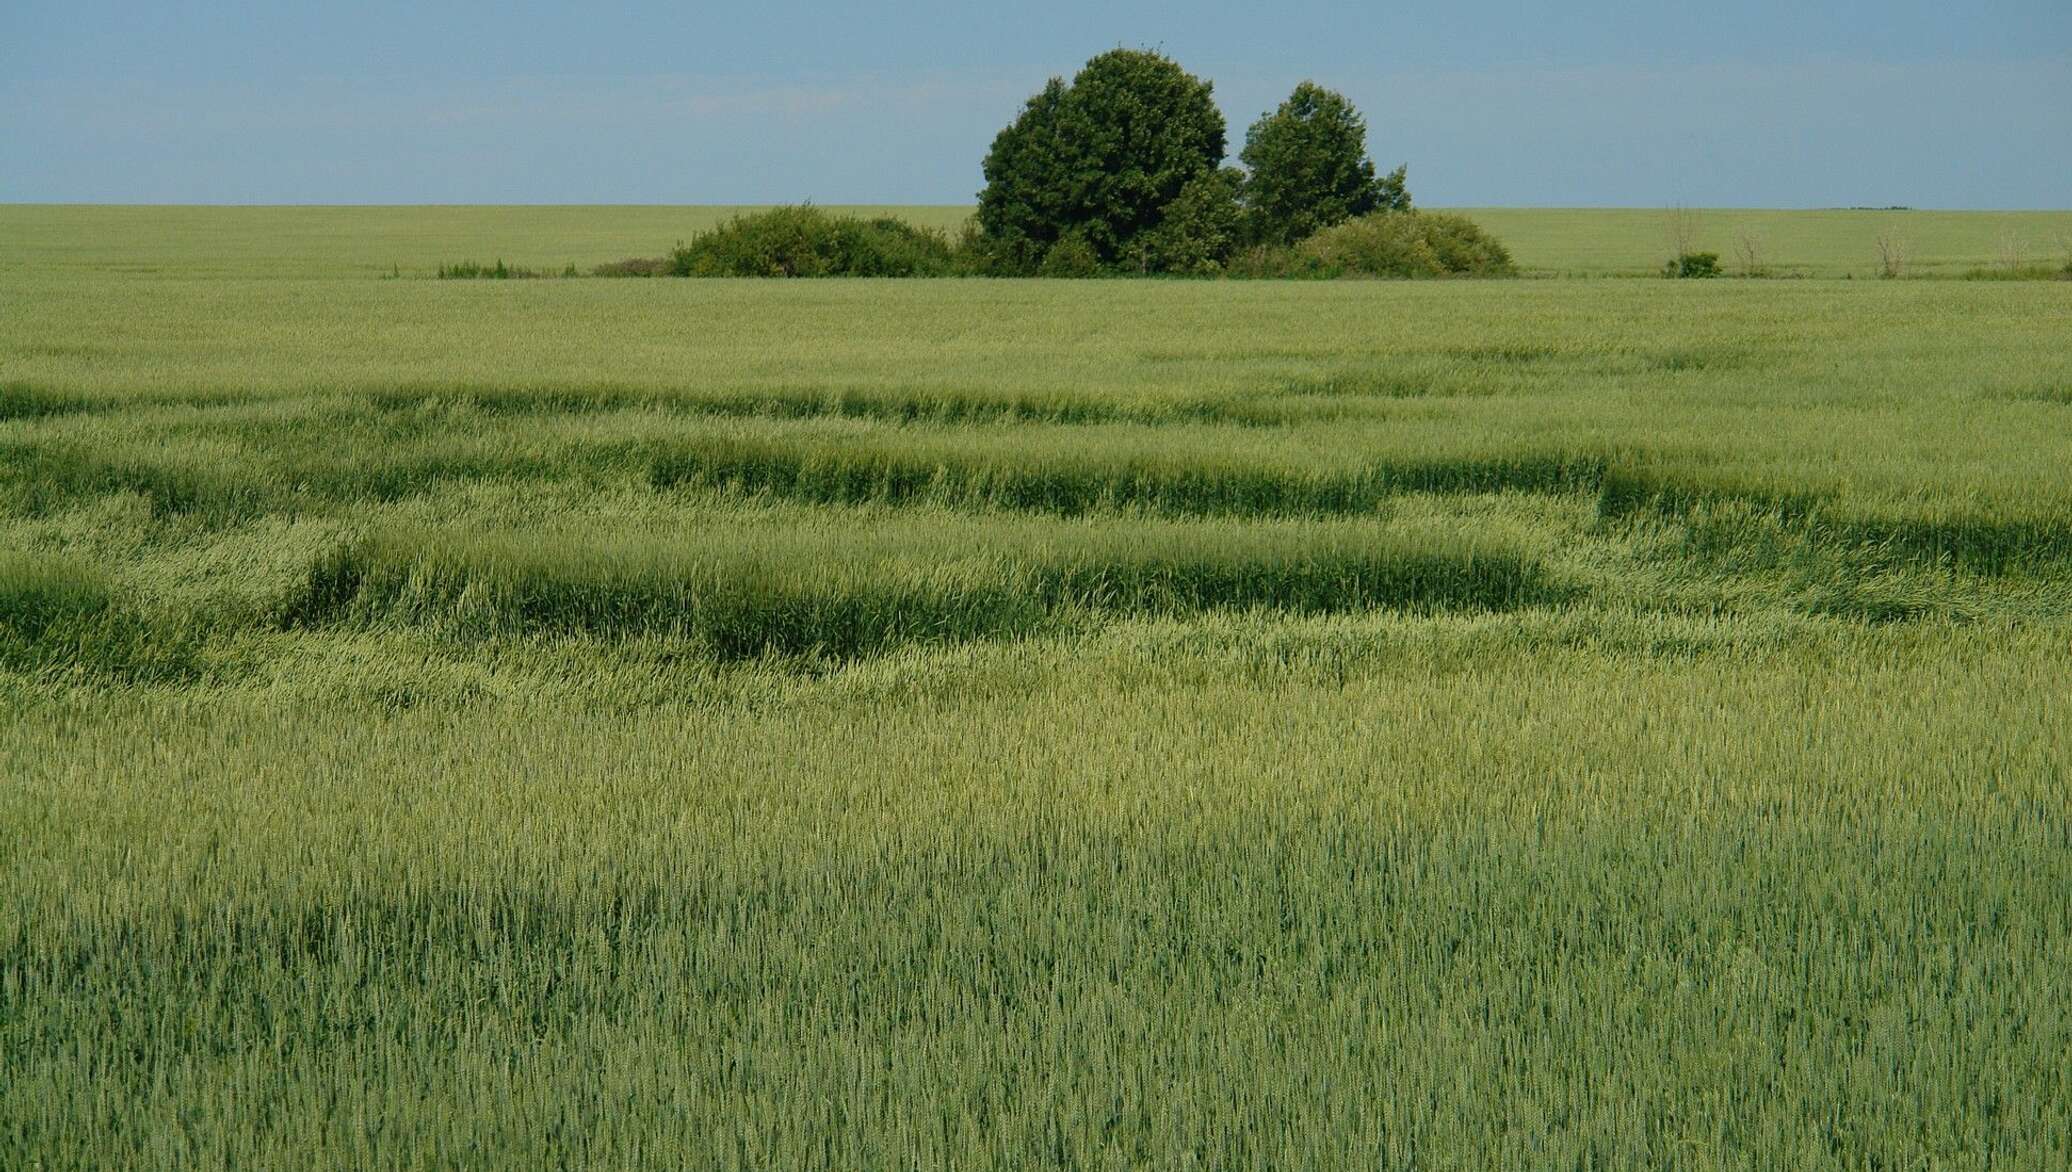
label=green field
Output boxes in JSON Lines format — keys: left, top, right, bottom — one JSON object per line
{"left": 5, "top": 203, "right": 2071, "bottom": 278}
{"left": 4, "top": 208, "right": 2072, "bottom": 1167}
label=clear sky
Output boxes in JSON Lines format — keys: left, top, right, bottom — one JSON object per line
{"left": 3, "top": 2, "right": 2067, "bottom": 207}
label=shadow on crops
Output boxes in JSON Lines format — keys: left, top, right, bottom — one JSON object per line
{"left": 1991, "top": 385, "right": 2072, "bottom": 406}
{"left": 278, "top": 535, "right": 1568, "bottom": 663}
{"left": 1598, "top": 465, "right": 2072, "bottom": 576}
{"left": 649, "top": 438, "right": 1606, "bottom": 519}
{"left": 366, "top": 384, "right": 1240, "bottom": 427}
{"left": 0, "top": 441, "right": 595, "bottom": 523}
{"left": 0, "top": 556, "right": 204, "bottom": 684}
{"left": 0, "top": 384, "right": 98, "bottom": 422}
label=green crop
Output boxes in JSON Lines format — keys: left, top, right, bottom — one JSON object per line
{"left": 4, "top": 207, "right": 2071, "bottom": 1168}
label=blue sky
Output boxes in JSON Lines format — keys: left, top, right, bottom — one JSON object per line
{"left": 3, "top": 2, "right": 2067, "bottom": 207}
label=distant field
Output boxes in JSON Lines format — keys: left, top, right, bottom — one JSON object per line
{"left": 0, "top": 204, "right": 975, "bottom": 279}
{"left": 3, "top": 203, "right": 2069, "bottom": 277}
{"left": 4, "top": 213, "right": 2071, "bottom": 1166}
{"left": 1465, "top": 206, "right": 2072, "bottom": 277}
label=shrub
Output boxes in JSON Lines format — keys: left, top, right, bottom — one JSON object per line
{"left": 1240, "top": 83, "right": 1407, "bottom": 247}
{"left": 1293, "top": 211, "right": 1516, "bottom": 278}
{"left": 669, "top": 207, "right": 958, "bottom": 278}
{"left": 976, "top": 49, "right": 1228, "bottom": 273}
{"left": 1222, "top": 245, "right": 1333, "bottom": 280}
{"left": 436, "top": 259, "right": 544, "bottom": 279}
{"left": 592, "top": 257, "right": 672, "bottom": 278}
{"left": 1665, "top": 252, "right": 1722, "bottom": 279}
{"left": 1037, "top": 231, "right": 1103, "bottom": 278}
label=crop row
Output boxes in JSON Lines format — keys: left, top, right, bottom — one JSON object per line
{"left": 280, "top": 517, "right": 1556, "bottom": 659}
{"left": 12, "top": 411, "right": 2069, "bottom": 580}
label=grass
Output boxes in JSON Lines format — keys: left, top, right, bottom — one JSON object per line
{"left": 4, "top": 207, "right": 2072, "bottom": 1166}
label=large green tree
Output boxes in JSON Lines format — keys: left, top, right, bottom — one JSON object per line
{"left": 1240, "top": 82, "right": 1408, "bottom": 247}
{"left": 976, "top": 50, "right": 1228, "bottom": 273}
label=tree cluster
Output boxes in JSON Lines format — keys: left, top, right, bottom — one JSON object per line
{"left": 973, "top": 51, "right": 1416, "bottom": 275}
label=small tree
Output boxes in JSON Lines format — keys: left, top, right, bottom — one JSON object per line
{"left": 1240, "top": 83, "right": 1406, "bottom": 247}
{"left": 1664, "top": 205, "right": 1701, "bottom": 264}
{"left": 1874, "top": 232, "right": 1907, "bottom": 279}
{"left": 1997, "top": 228, "right": 2026, "bottom": 273}
{"left": 1735, "top": 231, "right": 1767, "bottom": 278}
{"left": 976, "top": 50, "right": 1228, "bottom": 273}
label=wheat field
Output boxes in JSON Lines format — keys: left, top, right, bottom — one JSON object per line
{"left": 3, "top": 207, "right": 2070, "bottom": 1168}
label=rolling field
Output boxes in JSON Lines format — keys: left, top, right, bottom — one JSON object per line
{"left": 4, "top": 209, "right": 2072, "bottom": 1167}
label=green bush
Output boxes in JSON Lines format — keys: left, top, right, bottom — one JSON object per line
{"left": 1666, "top": 252, "right": 1722, "bottom": 279}
{"left": 1293, "top": 211, "right": 1516, "bottom": 278}
{"left": 1037, "top": 231, "right": 1103, "bottom": 278}
{"left": 1222, "top": 245, "right": 1331, "bottom": 279}
{"left": 670, "top": 207, "right": 958, "bottom": 278}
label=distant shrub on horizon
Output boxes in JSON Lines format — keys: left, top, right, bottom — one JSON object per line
{"left": 436, "top": 259, "right": 549, "bottom": 279}
{"left": 591, "top": 256, "right": 672, "bottom": 278}
{"left": 670, "top": 206, "right": 960, "bottom": 278}
{"left": 1665, "top": 252, "right": 1723, "bottom": 279}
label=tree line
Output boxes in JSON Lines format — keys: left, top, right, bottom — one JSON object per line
{"left": 445, "top": 50, "right": 1515, "bottom": 279}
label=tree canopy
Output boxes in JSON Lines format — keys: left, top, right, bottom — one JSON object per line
{"left": 1239, "top": 82, "right": 1408, "bottom": 248}
{"left": 976, "top": 50, "right": 1227, "bottom": 273}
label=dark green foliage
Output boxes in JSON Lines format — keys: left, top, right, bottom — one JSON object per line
{"left": 669, "top": 207, "right": 958, "bottom": 277}
{"left": 1294, "top": 212, "right": 1517, "bottom": 278}
{"left": 1374, "top": 163, "right": 1410, "bottom": 215}
{"left": 1240, "top": 82, "right": 1407, "bottom": 247}
{"left": 590, "top": 256, "right": 672, "bottom": 277}
{"left": 976, "top": 50, "right": 1228, "bottom": 273}
{"left": 1037, "top": 231, "right": 1103, "bottom": 278}
{"left": 436, "top": 259, "right": 545, "bottom": 279}
{"left": 1666, "top": 252, "right": 1723, "bottom": 279}
{"left": 1126, "top": 168, "right": 1247, "bottom": 275}
{"left": 1221, "top": 244, "right": 1334, "bottom": 279}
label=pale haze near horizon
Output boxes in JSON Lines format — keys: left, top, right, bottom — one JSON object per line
{"left": 2, "top": 1, "right": 2067, "bottom": 209}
